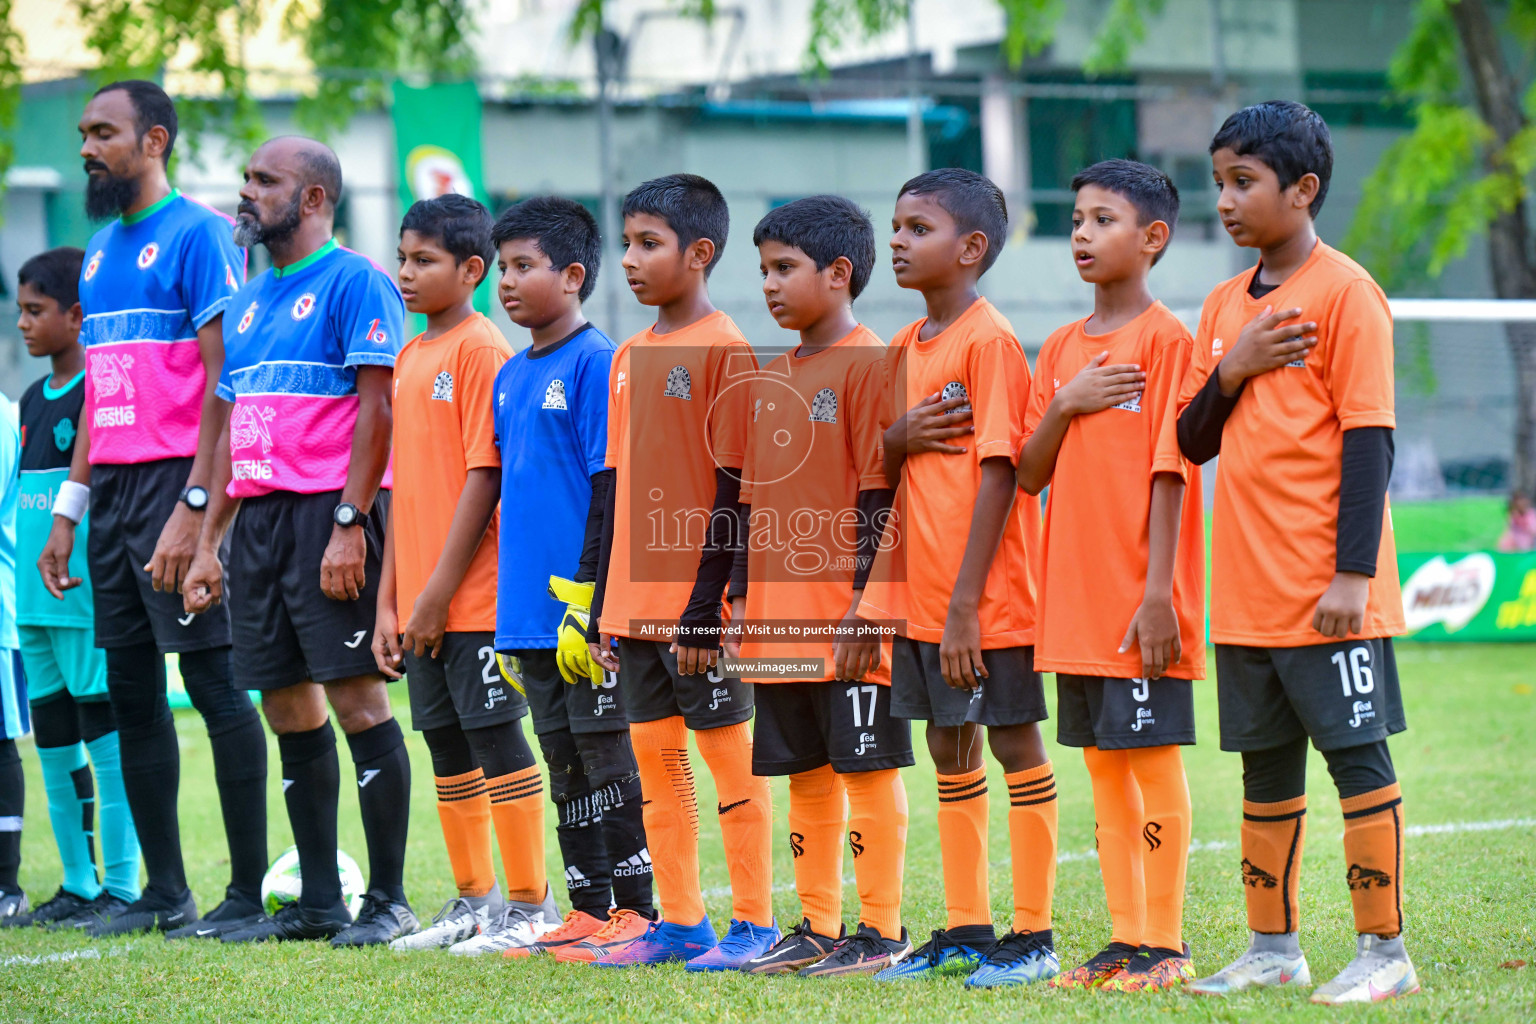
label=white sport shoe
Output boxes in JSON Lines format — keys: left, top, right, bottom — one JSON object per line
{"left": 1310, "top": 935, "right": 1419, "bottom": 1005}
{"left": 1190, "top": 946, "right": 1311, "bottom": 996}
{"left": 390, "top": 897, "right": 494, "bottom": 951}
{"left": 447, "top": 886, "right": 559, "bottom": 957}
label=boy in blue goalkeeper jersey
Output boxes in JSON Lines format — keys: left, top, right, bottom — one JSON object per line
{"left": 3, "top": 249, "right": 140, "bottom": 930}
{"left": 487, "top": 196, "right": 655, "bottom": 962}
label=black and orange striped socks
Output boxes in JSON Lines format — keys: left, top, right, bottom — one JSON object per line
{"left": 1005, "top": 761, "right": 1057, "bottom": 935}
{"left": 936, "top": 766, "right": 991, "bottom": 931}
{"left": 1341, "top": 782, "right": 1405, "bottom": 937}
{"left": 434, "top": 768, "right": 496, "bottom": 897}
{"left": 487, "top": 765, "right": 546, "bottom": 904}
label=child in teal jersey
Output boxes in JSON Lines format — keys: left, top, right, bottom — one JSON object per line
{"left": 6, "top": 248, "right": 141, "bottom": 930}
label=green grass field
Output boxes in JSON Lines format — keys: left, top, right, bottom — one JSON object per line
{"left": 4, "top": 643, "right": 1534, "bottom": 1023}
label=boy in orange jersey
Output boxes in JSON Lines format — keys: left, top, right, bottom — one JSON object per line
{"left": 858, "top": 168, "right": 1059, "bottom": 989}
{"left": 370, "top": 195, "right": 556, "bottom": 954}
{"left": 1016, "top": 160, "right": 1204, "bottom": 992}
{"left": 725, "top": 196, "right": 914, "bottom": 978}
{"left": 586, "top": 174, "right": 778, "bottom": 968}
{"left": 1177, "top": 102, "right": 1416, "bottom": 1004}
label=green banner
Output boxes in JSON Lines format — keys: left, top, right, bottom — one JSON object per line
{"left": 1398, "top": 550, "right": 1536, "bottom": 641}
{"left": 389, "top": 80, "right": 492, "bottom": 320}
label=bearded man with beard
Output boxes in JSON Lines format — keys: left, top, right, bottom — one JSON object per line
{"left": 37, "top": 80, "right": 271, "bottom": 939}
{"left": 182, "top": 136, "right": 417, "bottom": 946}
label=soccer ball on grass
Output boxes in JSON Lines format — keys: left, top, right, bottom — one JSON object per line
{"left": 260, "top": 845, "right": 366, "bottom": 918}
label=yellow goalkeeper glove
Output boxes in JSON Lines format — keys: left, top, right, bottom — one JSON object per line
{"left": 547, "top": 576, "right": 597, "bottom": 685}
{"left": 495, "top": 653, "right": 526, "bottom": 697}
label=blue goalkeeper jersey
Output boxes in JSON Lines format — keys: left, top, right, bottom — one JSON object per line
{"left": 492, "top": 324, "right": 615, "bottom": 650}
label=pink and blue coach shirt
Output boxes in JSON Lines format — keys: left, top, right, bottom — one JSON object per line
{"left": 217, "top": 238, "right": 403, "bottom": 498}
{"left": 78, "top": 189, "right": 244, "bottom": 465}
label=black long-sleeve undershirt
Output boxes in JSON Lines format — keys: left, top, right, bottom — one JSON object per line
{"left": 1337, "top": 427, "right": 1394, "bottom": 576}
{"left": 677, "top": 468, "right": 745, "bottom": 647}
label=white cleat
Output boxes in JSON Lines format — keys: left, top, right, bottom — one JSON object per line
{"left": 1310, "top": 935, "right": 1419, "bottom": 1005}
{"left": 447, "top": 886, "right": 559, "bottom": 957}
{"left": 1189, "top": 948, "right": 1311, "bottom": 996}
{"left": 390, "top": 897, "right": 493, "bottom": 951}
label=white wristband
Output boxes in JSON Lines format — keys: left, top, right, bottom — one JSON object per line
{"left": 53, "top": 480, "right": 90, "bottom": 524}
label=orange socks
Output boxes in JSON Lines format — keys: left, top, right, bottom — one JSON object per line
{"left": 629, "top": 716, "right": 704, "bottom": 925}
{"left": 843, "top": 768, "right": 907, "bottom": 941}
{"left": 935, "top": 766, "right": 991, "bottom": 930}
{"left": 1241, "top": 794, "right": 1308, "bottom": 935}
{"left": 434, "top": 769, "right": 496, "bottom": 898}
{"left": 1005, "top": 762, "right": 1057, "bottom": 935}
{"left": 695, "top": 721, "right": 774, "bottom": 927}
{"left": 787, "top": 765, "right": 847, "bottom": 937}
{"left": 1082, "top": 747, "right": 1146, "bottom": 945}
{"left": 486, "top": 765, "right": 547, "bottom": 904}
{"left": 1125, "top": 746, "right": 1191, "bottom": 950}
{"left": 1341, "top": 783, "right": 1405, "bottom": 937}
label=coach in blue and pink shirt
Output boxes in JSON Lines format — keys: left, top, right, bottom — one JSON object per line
{"left": 184, "top": 136, "right": 415, "bottom": 946}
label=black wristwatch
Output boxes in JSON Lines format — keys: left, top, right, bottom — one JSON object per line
{"left": 333, "top": 502, "right": 365, "bottom": 528}
{"left": 179, "top": 486, "right": 209, "bottom": 511}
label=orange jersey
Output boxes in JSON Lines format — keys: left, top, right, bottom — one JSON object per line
{"left": 1026, "top": 303, "right": 1206, "bottom": 679}
{"left": 1179, "top": 242, "right": 1405, "bottom": 646}
{"left": 738, "top": 326, "right": 892, "bottom": 684}
{"left": 860, "top": 298, "right": 1040, "bottom": 648}
{"left": 390, "top": 313, "right": 513, "bottom": 632}
{"left": 599, "top": 310, "right": 758, "bottom": 639}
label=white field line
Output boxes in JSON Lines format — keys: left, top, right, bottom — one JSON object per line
{"left": 3, "top": 947, "right": 106, "bottom": 967}
{"left": 702, "top": 816, "right": 1534, "bottom": 898}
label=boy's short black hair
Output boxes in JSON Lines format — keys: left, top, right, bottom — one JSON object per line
{"left": 752, "top": 195, "right": 877, "bottom": 300}
{"left": 1210, "top": 100, "right": 1333, "bottom": 218}
{"left": 622, "top": 173, "right": 729, "bottom": 276}
{"left": 95, "top": 80, "right": 177, "bottom": 166}
{"left": 491, "top": 196, "right": 603, "bottom": 302}
{"left": 897, "top": 168, "right": 1009, "bottom": 274}
{"left": 1070, "top": 159, "right": 1180, "bottom": 265}
{"left": 18, "top": 247, "right": 85, "bottom": 310}
{"left": 400, "top": 193, "right": 495, "bottom": 285}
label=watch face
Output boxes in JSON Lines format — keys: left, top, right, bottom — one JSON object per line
{"left": 335, "top": 504, "right": 358, "bottom": 526}
{"left": 184, "top": 486, "right": 209, "bottom": 510}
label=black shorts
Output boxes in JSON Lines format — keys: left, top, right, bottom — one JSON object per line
{"left": 227, "top": 489, "right": 389, "bottom": 690}
{"left": 752, "top": 681, "right": 914, "bottom": 776}
{"left": 889, "top": 639, "right": 1048, "bottom": 728}
{"left": 1056, "top": 675, "right": 1196, "bottom": 749}
{"left": 616, "top": 638, "right": 752, "bottom": 730}
{"left": 88, "top": 458, "right": 231, "bottom": 653}
{"left": 515, "top": 648, "right": 628, "bottom": 735}
{"left": 1215, "top": 639, "right": 1406, "bottom": 752}
{"left": 405, "top": 631, "right": 527, "bottom": 731}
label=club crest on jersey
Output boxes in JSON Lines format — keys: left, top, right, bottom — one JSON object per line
{"left": 83, "top": 251, "right": 103, "bottom": 281}
{"left": 941, "top": 380, "right": 971, "bottom": 414}
{"left": 290, "top": 292, "right": 318, "bottom": 321}
{"left": 1112, "top": 391, "right": 1143, "bottom": 413}
{"left": 664, "top": 365, "right": 692, "bottom": 400}
{"left": 136, "top": 242, "right": 159, "bottom": 269}
{"left": 543, "top": 379, "right": 568, "bottom": 410}
{"left": 809, "top": 387, "right": 838, "bottom": 424}
{"left": 54, "top": 416, "right": 76, "bottom": 452}
{"left": 236, "top": 302, "right": 258, "bottom": 334}
{"left": 432, "top": 371, "right": 454, "bottom": 402}
{"left": 1286, "top": 356, "right": 1307, "bottom": 368}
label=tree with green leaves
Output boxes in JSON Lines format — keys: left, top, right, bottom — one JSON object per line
{"left": 0, "top": 0, "right": 477, "bottom": 174}
{"left": 1345, "top": 0, "right": 1536, "bottom": 497}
